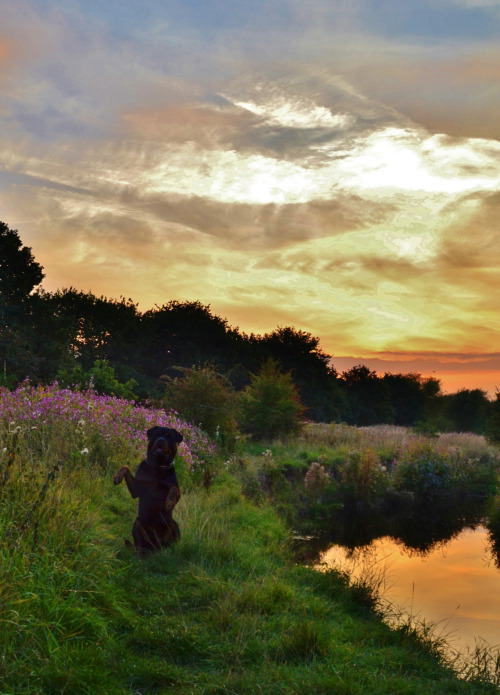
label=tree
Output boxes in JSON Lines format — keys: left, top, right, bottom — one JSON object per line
{"left": 238, "top": 359, "right": 306, "bottom": 440}
{"left": 0, "top": 222, "right": 45, "bottom": 383}
{"left": 48, "top": 288, "right": 140, "bottom": 366}
{"left": 340, "top": 365, "right": 394, "bottom": 426}
{"left": 256, "top": 326, "right": 342, "bottom": 421}
{"left": 444, "top": 388, "right": 491, "bottom": 434}
{"left": 0, "top": 222, "right": 44, "bottom": 304}
{"left": 140, "top": 300, "right": 243, "bottom": 380}
{"left": 383, "top": 372, "right": 441, "bottom": 427}
{"left": 487, "top": 390, "right": 500, "bottom": 442}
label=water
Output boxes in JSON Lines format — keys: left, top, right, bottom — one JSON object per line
{"left": 320, "top": 525, "right": 500, "bottom": 655}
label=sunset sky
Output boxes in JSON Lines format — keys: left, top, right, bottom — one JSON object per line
{"left": 1, "top": 0, "right": 500, "bottom": 394}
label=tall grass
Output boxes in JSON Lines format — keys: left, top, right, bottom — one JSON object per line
{"left": 301, "top": 423, "right": 497, "bottom": 463}
{"left": 292, "top": 423, "right": 500, "bottom": 502}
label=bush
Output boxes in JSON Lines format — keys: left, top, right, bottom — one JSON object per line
{"left": 338, "top": 449, "right": 389, "bottom": 504}
{"left": 238, "top": 359, "right": 305, "bottom": 440}
{"left": 57, "top": 359, "right": 138, "bottom": 400}
{"left": 393, "top": 445, "right": 498, "bottom": 499}
{"left": 162, "top": 364, "right": 238, "bottom": 448}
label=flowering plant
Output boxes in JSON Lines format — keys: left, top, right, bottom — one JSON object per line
{"left": 0, "top": 382, "right": 215, "bottom": 479}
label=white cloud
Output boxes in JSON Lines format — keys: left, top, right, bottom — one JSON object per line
{"left": 230, "top": 93, "right": 353, "bottom": 130}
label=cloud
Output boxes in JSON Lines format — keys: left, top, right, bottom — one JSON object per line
{"left": 1, "top": 0, "right": 500, "bottom": 394}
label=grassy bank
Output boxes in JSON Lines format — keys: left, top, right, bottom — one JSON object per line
{"left": 3, "top": 477, "right": 498, "bottom": 694}
{"left": 1, "top": 386, "right": 499, "bottom": 693}
{"left": 232, "top": 424, "right": 500, "bottom": 551}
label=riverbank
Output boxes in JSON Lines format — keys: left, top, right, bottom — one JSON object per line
{"left": 1, "top": 387, "right": 498, "bottom": 693}
{"left": 1, "top": 471, "right": 498, "bottom": 693}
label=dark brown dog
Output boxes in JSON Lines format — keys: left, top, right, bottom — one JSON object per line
{"left": 113, "top": 426, "right": 183, "bottom": 555}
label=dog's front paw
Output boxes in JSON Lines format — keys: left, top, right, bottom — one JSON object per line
{"left": 164, "top": 486, "right": 181, "bottom": 512}
{"left": 113, "top": 467, "right": 128, "bottom": 485}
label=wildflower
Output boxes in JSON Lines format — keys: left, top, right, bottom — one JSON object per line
{"left": 0, "top": 383, "right": 215, "bottom": 476}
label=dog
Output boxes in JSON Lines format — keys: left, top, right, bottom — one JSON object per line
{"left": 113, "top": 426, "right": 183, "bottom": 555}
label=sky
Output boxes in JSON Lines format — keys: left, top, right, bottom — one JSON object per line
{"left": 1, "top": 0, "right": 500, "bottom": 395}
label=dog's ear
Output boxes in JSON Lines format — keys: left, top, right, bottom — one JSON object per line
{"left": 147, "top": 426, "right": 161, "bottom": 441}
{"left": 173, "top": 429, "right": 183, "bottom": 444}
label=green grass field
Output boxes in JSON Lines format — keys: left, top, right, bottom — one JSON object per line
{"left": 1, "top": 386, "right": 499, "bottom": 694}
{"left": 4, "top": 475, "right": 498, "bottom": 694}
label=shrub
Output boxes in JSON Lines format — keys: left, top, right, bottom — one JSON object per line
{"left": 238, "top": 359, "right": 305, "bottom": 440}
{"left": 57, "top": 359, "right": 138, "bottom": 400}
{"left": 393, "top": 448, "right": 454, "bottom": 496}
{"left": 392, "top": 445, "right": 498, "bottom": 499}
{"left": 304, "top": 461, "right": 331, "bottom": 499}
{"left": 338, "top": 449, "right": 389, "bottom": 503}
{"left": 162, "top": 364, "right": 238, "bottom": 448}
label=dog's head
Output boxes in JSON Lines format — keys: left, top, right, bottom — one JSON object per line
{"left": 146, "top": 426, "right": 183, "bottom": 467}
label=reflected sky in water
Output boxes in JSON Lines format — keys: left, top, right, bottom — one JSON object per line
{"left": 321, "top": 526, "right": 500, "bottom": 654}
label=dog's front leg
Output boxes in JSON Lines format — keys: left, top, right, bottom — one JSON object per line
{"left": 164, "top": 486, "right": 181, "bottom": 512}
{"left": 113, "top": 466, "right": 139, "bottom": 497}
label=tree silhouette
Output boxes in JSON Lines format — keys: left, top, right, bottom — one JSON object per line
{"left": 0, "top": 221, "right": 44, "bottom": 303}
{"left": 443, "top": 388, "right": 491, "bottom": 434}
{"left": 0, "top": 222, "right": 45, "bottom": 383}
{"left": 383, "top": 372, "right": 440, "bottom": 427}
{"left": 256, "top": 326, "right": 342, "bottom": 421}
{"left": 341, "top": 365, "right": 394, "bottom": 425}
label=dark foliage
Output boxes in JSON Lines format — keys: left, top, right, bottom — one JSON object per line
{"left": 0, "top": 222, "right": 47, "bottom": 383}
{"left": 340, "top": 365, "right": 394, "bottom": 425}
{"left": 441, "top": 388, "right": 491, "bottom": 435}
{"left": 0, "top": 220, "right": 496, "bottom": 431}
{"left": 487, "top": 390, "right": 500, "bottom": 442}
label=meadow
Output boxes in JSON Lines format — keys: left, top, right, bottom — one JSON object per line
{"left": 1, "top": 384, "right": 499, "bottom": 694}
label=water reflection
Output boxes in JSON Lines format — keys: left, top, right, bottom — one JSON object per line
{"left": 297, "top": 494, "right": 487, "bottom": 562}
{"left": 294, "top": 494, "right": 500, "bottom": 658}
{"left": 320, "top": 526, "right": 500, "bottom": 655}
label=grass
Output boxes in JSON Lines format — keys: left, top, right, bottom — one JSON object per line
{"left": 1, "top": 477, "right": 498, "bottom": 694}
{"left": 1, "top": 388, "right": 500, "bottom": 693}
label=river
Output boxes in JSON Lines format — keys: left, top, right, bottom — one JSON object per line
{"left": 320, "top": 525, "right": 500, "bottom": 657}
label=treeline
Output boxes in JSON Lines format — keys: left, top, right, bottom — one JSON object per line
{"left": 1, "top": 221, "right": 499, "bottom": 435}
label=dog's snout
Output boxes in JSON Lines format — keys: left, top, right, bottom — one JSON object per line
{"left": 153, "top": 436, "right": 175, "bottom": 455}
